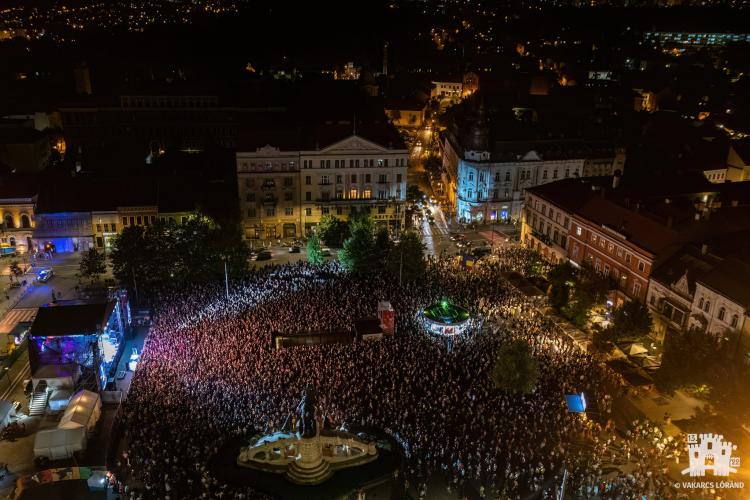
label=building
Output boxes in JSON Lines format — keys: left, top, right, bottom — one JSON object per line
{"left": 443, "top": 103, "right": 624, "bottom": 223}
{"left": 522, "top": 177, "right": 611, "bottom": 263}
{"left": 647, "top": 242, "right": 750, "bottom": 350}
{"left": 431, "top": 80, "right": 463, "bottom": 103}
{"left": 32, "top": 176, "right": 198, "bottom": 253}
{"left": 0, "top": 176, "right": 37, "bottom": 254}
{"left": 568, "top": 198, "right": 682, "bottom": 304}
{"left": 726, "top": 139, "right": 750, "bottom": 181}
{"left": 237, "top": 121, "right": 408, "bottom": 239}
{"left": 0, "top": 128, "right": 51, "bottom": 172}
{"left": 384, "top": 98, "right": 428, "bottom": 129}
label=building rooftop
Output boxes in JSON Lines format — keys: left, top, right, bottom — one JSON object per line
{"left": 29, "top": 300, "right": 115, "bottom": 338}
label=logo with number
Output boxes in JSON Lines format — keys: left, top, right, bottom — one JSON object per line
{"left": 682, "top": 433, "right": 740, "bottom": 477}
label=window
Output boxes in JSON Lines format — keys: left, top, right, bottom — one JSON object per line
{"left": 321, "top": 175, "right": 330, "bottom": 185}
{"left": 638, "top": 261, "right": 645, "bottom": 272}
{"left": 718, "top": 307, "right": 726, "bottom": 321}
{"left": 505, "top": 171, "right": 511, "bottom": 182}
{"left": 396, "top": 174, "right": 402, "bottom": 183}
{"left": 594, "top": 258, "right": 601, "bottom": 272}
{"left": 603, "top": 264, "right": 610, "bottom": 277}
{"left": 103, "top": 224, "right": 109, "bottom": 232}
{"left": 633, "top": 282, "right": 641, "bottom": 296}
{"left": 284, "top": 192, "right": 293, "bottom": 201}
{"left": 732, "top": 315, "right": 739, "bottom": 328}
{"left": 468, "top": 172, "right": 474, "bottom": 182}
{"left": 247, "top": 208, "right": 256, "bottom": 217}
{"left": 365, "top": 174, "right": 371, "bottom": 183}
{"left": 565, "top": 168, "right": 570, "bottom": 178}
{"left": 625, "top": 253, "right": 631, "bottom": 263}
{"left": 137, "top": 216, "right": 142, "bottom": 225}
{"left": 129, "top": 216, "right": 135, "bottom": 226}
{"left": 564, "top": 217, "right": 569, "bottom": 229}
{"left": 571, "top": 244, "right": 579, "bottom": 259}
{"left": 305, "top": 176, "right": 312, "bottom": 185}
{"left": 112, "top": 223, "right": 117, "bottom": 232}
{"left": 542, "top": 170, "right": 548, "bottom": 180}
{"left": 575, "top": 226, "right": 582, "bottom": 236}
{"left": 336, "top": 207, "right": 343, "bottom": 215}
{"left": 350, "top": 188, "right": 358, "bottom": 199}
{"left": 704, "top": 300, "right": 710, "bottom": 313}
{"left": 336, "top": 175, "right": 343, "bottom": 183}
{"left": 479, "top": 172, "right": 485, "bottom": 182}
{"left": 467, "top": 190, "right": 473, "bottom": 199}
{"left": 305, "top": 192, "right": 312, "bottom": 201}
{"left": 284, "top": 177, "right": 293, "bottom": 187}
{"left": 351, "top": 174, "right": 357, "bottom": 183}
{"left": 379, "top": 174, "right": 387, "bottom": 183}
{"left": 305, "top": 208, "right": 312, "bottom": 216}
{"left": 608, "top": 243, "right": 614, "bottom": 253}
{"left": 699, "top": 297, "right": 704, "bottom": 309}
{"left": 650, "top": 294, "right": 656, "bottom": 306}
{"left": 552, "top": 169, "right": 558, "bottom": 179}
{"left": 363, "top": 189, "right": 372, "bottom": 199}
{"left": 265, "top": 208, "right": 275, "bottom": 217}
{"left": 246, "top": 192, "right": 256, "bottom": 202}
{"left": 322, "top": 207, "right": 330, "bottom": 215}
{"left": 378, "top": 205, "right": 386, "bottom": 214}
{"left": 495, "top": 172, "right": 501, "bottom": 181}
{"left": 96, "top": 224, "right": 102, "bottom": 232}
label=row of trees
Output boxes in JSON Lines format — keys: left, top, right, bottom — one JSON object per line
{"left": 110, "top": 214, "right": 248, "bottom": 301}
{"left": 309, "top": 213, "right": 427, "bottom": 282}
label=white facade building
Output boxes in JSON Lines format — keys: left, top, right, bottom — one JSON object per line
{"left": 237, "top": 125, "right": 408, "bottom": 238}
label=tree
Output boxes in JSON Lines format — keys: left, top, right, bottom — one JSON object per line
{"left": 307, "top": 232, "right": 324, "bottom": 267}
{"left": 547, "top": 262, "right": 575, "bottom": 309}
{"left": 111, "top": 213, "right": 248, "bottom": 302}
{"left": 491, "top": 340, "right": 540, "bottom": 394}
{"left": 339, "top": 221, "right": 375, "bottom": 273}
{"left": 607, "top": 300, "right": 653, "bottom": 341}
{"left": 79, "top": 248, "right": 107, "bottom": 283}
{"left": 8, "top": 261, "right": 23, "bottom": 283}
{"left": 386, "top": 231, "right": 426, "bottom": 282}
{"left": 406, "top": 184, "right": 424, "bottom": 202}
{"left": 373, "top": 227, "right": 393, "bottom": 268}
{"left": 318, "top": 214, "right": 348, "bottom": 248}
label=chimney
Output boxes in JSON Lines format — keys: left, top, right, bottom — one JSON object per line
{"left": 701, "top": 243, "right": 709, "bottom": 255}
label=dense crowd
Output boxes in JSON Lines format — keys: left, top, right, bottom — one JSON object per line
{"left": 118, "top": 250, "right": 679, "bottom": 499}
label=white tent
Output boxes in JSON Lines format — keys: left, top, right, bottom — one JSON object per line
{"left": 58, "top": 390, "right": 101, "bottom": 433}
{"left": 0, "top": 400, "right": 14, "bottom": 428}
{"left": 33, "top": 426, "right": 86, "bottom": 460}
{"left": 623, "top": 343, "right": 649, "bottom": 357}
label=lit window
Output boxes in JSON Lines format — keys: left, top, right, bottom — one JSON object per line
{"left": 575, "top": 226, "right": 582, "bottom": 236}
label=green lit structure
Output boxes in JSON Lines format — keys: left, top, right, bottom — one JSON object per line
{"left": 422, "top": 300, "right": 471, "bottom": 336}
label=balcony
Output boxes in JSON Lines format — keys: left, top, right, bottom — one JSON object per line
{"left": 531, "top": 229, "right": 553, "bottom": 246}
{"left": 262, "top": 195, "right": 278, "bottom": 205}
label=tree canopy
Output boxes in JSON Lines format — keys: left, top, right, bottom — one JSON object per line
{"left": 306, "top": 232, "right": 324, "bottom": 267}
{"left": 386, "top": 231, "right": 426, "bottom": 282}
{"left": 491, "top": 340, "right": 540, "bottom": 394}
{"left": 79, "top": 248, "right": 107, "bottom": 283}
{"left": 317, "top": 214, "right": 349, "bottom": 248}
{"left": 111, "top": 214, "right": 248, "bottom": 302}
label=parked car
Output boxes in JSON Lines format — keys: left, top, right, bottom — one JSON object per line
{"left": 289, "top": 246, "right": 301, "bottom": 253}
{"left": 450, "top": 234, "right": 466, "bottom": 242}
{"left": 251, "top": 251, "right": 272, "bottom": 261}
{"left": 321, "top": 248, "right": 332, "bottom": 257}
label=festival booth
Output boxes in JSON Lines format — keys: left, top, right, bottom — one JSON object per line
{"left": 58, "top": 390, "right": 101, "bottom": 433}
{"left": 33, "top": 427, "right": 87, "bottom": 460}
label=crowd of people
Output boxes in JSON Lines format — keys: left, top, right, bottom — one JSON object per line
{"left": 117, "top": 250, "right": 681, "bottom": 499}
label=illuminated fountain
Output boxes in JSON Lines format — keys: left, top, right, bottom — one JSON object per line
{"left": 237, "top": 388, "right": 378, "bottom": 485}
{"left": 421, "top": 299, "right": 472, "bottom": 337}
